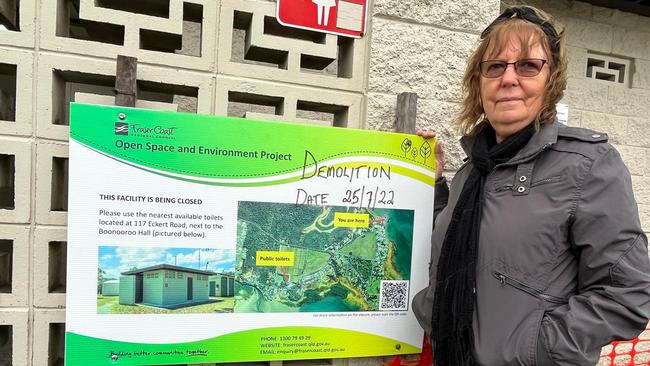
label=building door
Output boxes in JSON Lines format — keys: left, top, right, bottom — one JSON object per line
{"left": 228, "top": 277, "right": 235, "bottom": 296}
{"left": 187, "top": 277, "right": 193, "bottom": 301}
{"left": 220, "top": 277, "right": 228, "bottom": 296}
{"left": 135, "top": 274, "right": 143, "bottom": 303}
{"left": 209, "top": 281, "right": 216, "bottom": 297}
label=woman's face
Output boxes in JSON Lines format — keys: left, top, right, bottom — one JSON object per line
{"left": 480, "top": 38, "right": 549, "bottom": 142}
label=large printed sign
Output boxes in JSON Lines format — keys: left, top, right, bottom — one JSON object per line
{"left": 277, "top": 0, "right": 368, "bottom": 38}
{"left": 65, "top": 103, "right": 435, "bottom": 365}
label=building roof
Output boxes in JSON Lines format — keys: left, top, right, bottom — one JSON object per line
{"left": 121, "top": 264, "right": 217, "bottom": 276}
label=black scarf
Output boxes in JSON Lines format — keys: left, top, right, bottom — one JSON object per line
{"left": 431, "top": 122, "right": 535, "bottom": 365}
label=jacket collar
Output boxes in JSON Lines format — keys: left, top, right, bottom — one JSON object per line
{"left": 460, "top": 121, "right": 559, "bottom": 165}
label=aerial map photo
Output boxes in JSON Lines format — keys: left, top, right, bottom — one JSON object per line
{"left": 235, "top": 201, "right": 414, "bottom": 312}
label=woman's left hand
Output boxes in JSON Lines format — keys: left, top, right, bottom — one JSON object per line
{"left": 416, "top": 130, "right": 445, "bottom": 180}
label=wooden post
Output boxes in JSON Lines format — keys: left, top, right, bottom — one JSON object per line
{"left": 115, "top": 55, "right": 137, "bottom": 107}
{"left": 395, "top": 92, "right": 417, "bottom": 134}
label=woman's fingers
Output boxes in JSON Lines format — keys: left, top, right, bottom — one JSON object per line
{"left": 415, "top": 130, "right": 445, "bottom": 179}
{"left": 435, "top": 140, "right": 444, "bottom": 156}
{"left": 435, "top": 140, "right": 445, "bottom": 179}
{"left": 416, "top": 130, "right": 437, "bottom": 139}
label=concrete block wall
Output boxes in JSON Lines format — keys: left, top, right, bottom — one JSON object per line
{"left": 366, "top": 0, "right": 501, "bottom": 171}
{"left": 0, "top": 0, "right": 471, "bottom": 365}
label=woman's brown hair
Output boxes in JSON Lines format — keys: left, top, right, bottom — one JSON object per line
{"left": 456, "top": 5, "right": 567, "bottom": 136}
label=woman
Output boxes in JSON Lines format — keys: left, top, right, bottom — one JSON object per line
{"left": 412, "top": 6, "right": 650, "bottom": 366}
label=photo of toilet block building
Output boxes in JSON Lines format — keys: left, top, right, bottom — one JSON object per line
{"left": 209, "top": 273, "right": 235, "bottom": 297}
{"left": 119, "top": 264, "right": 219, "bottom": 308}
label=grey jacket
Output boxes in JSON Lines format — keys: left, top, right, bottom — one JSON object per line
{"left": 412, "top": 122, "right": 650, "bottom": 366}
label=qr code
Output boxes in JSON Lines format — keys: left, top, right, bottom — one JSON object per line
{"left": 379, "top": 280, "right": 409, "bottom": 311}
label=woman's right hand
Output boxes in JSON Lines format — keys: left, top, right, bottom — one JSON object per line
{"left": 416, "top": 130, "right": 445, "bottom": 181}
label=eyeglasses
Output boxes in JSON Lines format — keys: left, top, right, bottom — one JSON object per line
{"left": 479, "top": 58, "right": 547, "bottom": 78}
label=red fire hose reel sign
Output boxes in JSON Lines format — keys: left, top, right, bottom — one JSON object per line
{"left": 277, "top": 0, "right": 368, "bottom": 38}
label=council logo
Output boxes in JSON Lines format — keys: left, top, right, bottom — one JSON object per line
{"left": 115, "top": 122, "right": 129, "bottom": 136}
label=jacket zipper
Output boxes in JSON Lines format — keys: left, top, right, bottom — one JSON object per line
{"left": 494, "top": 176, "right": 559, "bottom": 192}
{"left": 494, "top": 271, "right": 566, "bottom": 304}
{"left": 530, "top": 175, "right": 562, "bottom": 187}
{"left": 494, "top": 176, "right": 562, "bottom": 192}
{"left": 494, "top": 183, "right": 513, "bottom": 192}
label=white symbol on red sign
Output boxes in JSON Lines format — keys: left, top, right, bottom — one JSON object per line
{"left": 312, "top": 0, "right": 336, "bottom": 26}
{"left": 277, "top": 0, "right": 367, "bottom": 38}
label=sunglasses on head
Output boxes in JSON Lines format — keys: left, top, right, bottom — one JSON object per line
{"left": 481, "top": 7, "right": 560, "bottom": 54}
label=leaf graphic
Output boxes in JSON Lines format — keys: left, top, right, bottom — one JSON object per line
{"left": 420, "top": 141, "right": 432, "bottom": 164}
{"left": 401, "top": 138, "right": 412, "bottom": 156}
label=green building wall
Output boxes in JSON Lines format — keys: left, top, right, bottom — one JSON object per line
{"left": 101, "top": 280, "right": 119, "bottom": 296}
{"left": 193, "top": 274, "right": 210, "bottom": 301}
{"left": 142, "top": 270, "right": 164, "bottom": 306}
{"left": 162, "top": 270, "right": 188, "bottom": 306}
{"left": 119, "top": 276, "right": 135, "bottom": 305}
{"left": 161, "top": 270, "right": 209, "bottom": 306}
